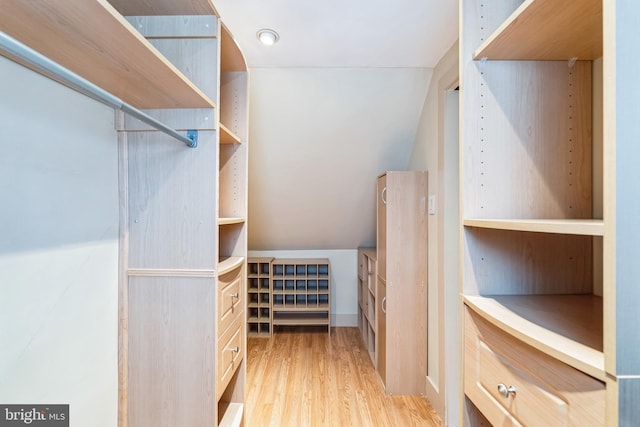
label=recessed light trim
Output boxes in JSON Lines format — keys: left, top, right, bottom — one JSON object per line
{"left": 257, "top": 29, "right": 279, "bottom": 46}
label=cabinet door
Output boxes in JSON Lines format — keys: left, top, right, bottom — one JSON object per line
{"left": 377, "top": 276, "right": 387, "bottom": 386}
{"left": 377, "top": 174, "right": 387, "bottom": 279}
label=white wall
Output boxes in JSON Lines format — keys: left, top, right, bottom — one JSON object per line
{"left": 248, "top": 67, "right": 432, "bottom": 250}
{"left": 248, "top": 249, "right": 357, "bottom": 326}
{"left": 0, "top": 57, "right": 119, "bottom": 425}
{"left": 407, "top": 41, "right": 459, "bottom": 426}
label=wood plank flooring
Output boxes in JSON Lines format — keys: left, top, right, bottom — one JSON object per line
{"left": 245, "top": 327, "right": 443, "bottom": 426}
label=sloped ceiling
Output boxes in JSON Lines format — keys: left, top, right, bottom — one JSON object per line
{"left": 213, "top": 1, "right": 457, "bottom": 250}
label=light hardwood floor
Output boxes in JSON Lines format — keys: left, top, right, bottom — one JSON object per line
{"left": 246, "top": 327, "right": 443, "bottom": 427}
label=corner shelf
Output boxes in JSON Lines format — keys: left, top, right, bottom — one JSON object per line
{"left": 220, "top": 123, "right": 242, "bottom": 145}
{"left": 464, "top": 294, "right": 604, "bottom": 381}
{"left": 0, "top": 0, "right": 216, "bottom": 109}
{"left": 463, "top": 218, "right": 604, "bottom": 236}
{"left": 218, "top": 256, "right": 244, "bottom": 275}
{"left": 473, "top": 0, "right": 602, "bottom": 60}
{"left": 219, "top": 217, "right": 246, "bottom": 226}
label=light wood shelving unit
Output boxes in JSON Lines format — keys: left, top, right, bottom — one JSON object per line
{"left": 247, "top": 258, "right": 273, "bottom": 337}
{"left": 458, "top": 0, "right": 639, "bottom": 425}
{"left": 2, "top": 2, "right": 249, "bottom": 427}
{"left": 271, "top": 258, "right": 331, "bottom": 334}
{"left": 357, "top": 247, "right": 377, "bottom": 365}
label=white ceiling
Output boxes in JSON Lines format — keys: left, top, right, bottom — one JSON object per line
{"left": 213, "top": 0, "right": 459, "bottom": 68}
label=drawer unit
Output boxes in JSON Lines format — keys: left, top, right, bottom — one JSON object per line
{"left": 217, "top": 314, "right": 244, "bottom": 400}
{"left": 464, "top": 308, "right": 605, "bottom": 427}
{"left": 218, "top": 265, "right": 243, "bottom": 336}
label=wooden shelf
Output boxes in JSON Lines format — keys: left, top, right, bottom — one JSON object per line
{"left": 464, "top": 294, "right": 604, "bottom": 381}
{"left": 220, "top": 25, "right": 247, "bottom": 73}
{"left": 218, "top": 217, "right": 245, "bottom": 226}
{"left": 0, "top": 0, "right": 216, "bottom": 109}
{"left": 273, "top": 312, "right": 330, "bottom": 325}
{"left": 218, "top": 256, "right": 244, "bottom": 275}
{"left": 473, "top": 0, "right": 602, "bottom": 60}
{"left": 272, "top": 304, "right": 330, "bottom": 312}
{"left": 463, "top": 218, "right": 604, "bottom": 236}
{"left": 220, "top": 123, "right": 242, "bottom": 145}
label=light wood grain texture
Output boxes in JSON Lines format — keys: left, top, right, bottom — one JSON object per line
{"left": 377, "top": 171, "right": 428, "bottom": 395}
{"left": 357, "top": 248, "right": 378, "bottom": 365}
{"left": 221, "top": 25, "right": 247, "bottom": 72}
{"left": 220, "top": 123, "right": 242, "bottom": 144}
{"left": 217, "top": 314, "right": 244, "bottom": 401}
{"left": 127, "top": 268, "right": 216, "bottom": 277}
{"left": 128, "top": 276, "right": 216, "bottom": 426}
{"left": 377, "top": 278, "right": 387, "bottom": 387}
{"left": 0, "top": 0, "right": 215, "bottom": 109}
{"left": 464, "top": 309, "right": 605, "bottom": 426}
{"left": 147, "top": 37, "right": 218, "bottom": 101}
{"left": 219, "top": 143, "right": 247, "bottom": 218}
{"left": 219, "top": 222, "right": 246, "bottom": 259}
{"left": 270, "top": 259, "right": 331, "bottom": 333}
{"left": 463, "top": 218, "right": 604, "bottom": 236}
{"left": 463, "top": 227, "right": 593, "bottom": 295}
{"left": 125, "top": 15, "right": 217, "bottom": 38}
{"left": 462, "top": 61, "right": 592, "bottom": 220}
{"left": 246, "top": 327, "right": 443, "bottom": 427}
{"left": 474, "top": 0, "right": 602, "bottom": 60}
{"left": 117, "top": 129, "right": 130, "bottom": 427}
{"left": 247, "top": 258, "right": 273, "bottom": 337}
{"left": 218, "top": 402, "right": 243, "bottom": 427}
{"left": 127, "top": 131, "right": 217, "bottom": 269}
{"left": 376, "top": 174, "right": 387, "bottom": 280}
{"left": 219, "top": 217, "right": 246, "bottom": 226}
{"left": 218, "top": 264, "right": 244, "bottom": 337}
{"left": 464, "top": 296, "right": 604, "bottom": 381}
{"left": 109, "top": 0, "right": 217, "bottom": 16}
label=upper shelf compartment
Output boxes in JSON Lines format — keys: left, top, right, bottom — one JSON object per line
{"left": 221, "top": 25, "right": 247, "bottom": 72}
{"left": 474, "top": 0, "right": 602, "bottom": 60}
{"left": 0, "top": 0, "right": 216, "bottom": 109}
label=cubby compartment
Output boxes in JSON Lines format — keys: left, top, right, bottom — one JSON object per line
{"left": 271, "top": 259, "right": 331, "bottom": 334}
{"left": 247, "top": 258, "right": 273, "bottom": 337}
{"left": 357, "top": 248, "right": 377, "bottom": 365}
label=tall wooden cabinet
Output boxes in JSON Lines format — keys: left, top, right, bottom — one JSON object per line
{"left": 460, "top": 0, "right": 640, "bottom": 425}
{"left": 376, "top": 171, "right": 428, "bottom": 395}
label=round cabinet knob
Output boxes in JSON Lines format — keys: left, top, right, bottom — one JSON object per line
{"left": 497, "top": 383, "right": 517, "bottom": 398}
{"left": 229, "top": 292, "right": 239, "bottom": 299}
{"left": 230, "top": 346, "right": 240, "bottom": 353}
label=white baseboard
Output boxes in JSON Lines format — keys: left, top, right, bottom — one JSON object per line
{"left": 332, "top": 313, "right": 358, "bottom": 327}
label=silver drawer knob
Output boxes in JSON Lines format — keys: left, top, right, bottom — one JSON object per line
{"left": 229, "top": 292, "right": 239, "bottom": 299}
{"left": 230, "top": 346, "right": 240, "bottom": 353}
{"left": 497, "top": 383, "right": 517, "bottom": 398}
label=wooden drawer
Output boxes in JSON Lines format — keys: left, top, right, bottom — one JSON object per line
{"left": 217, "top": 314, "right": 243, "bottom": 400}
{"left": 218, "top": 265, "right": 244, "bottom": 336}
{"left": 464, "top": 307, "right": 605, "bottom": 427}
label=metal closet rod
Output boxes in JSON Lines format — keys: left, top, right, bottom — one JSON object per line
{"left": 0, "top": 31, "right": 197, "bottom": 148}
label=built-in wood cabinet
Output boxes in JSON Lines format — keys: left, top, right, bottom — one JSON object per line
{"left": 460, "top": 0, "right": 640, "bottom": 425}
{"left": 357, "top": 247, "right": 377, "bottom": 364}
{"left": 376, "top": 171, "right": 428, "bottom": 395}
{"left": 2, "top": 2, "right": 249, "bottom": 426}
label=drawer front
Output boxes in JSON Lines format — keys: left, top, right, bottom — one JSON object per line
{"left": 218, "top": 266, "right": 243, "bottom": 336}
{"left": 217, "top": 315, "right": 243, "bottom": 399}
{"left": 464, "top": 308, "right": 605, "bottom": 427}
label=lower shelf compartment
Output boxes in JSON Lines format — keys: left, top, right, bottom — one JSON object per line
{"left": 218, "top": 402, "right": 243, "bottom": 427}
{"left": 272, "top": 311, "right": 330, "bottom": 325}
{"left": 464, "top": 294, "right": 604, "bottom": 381}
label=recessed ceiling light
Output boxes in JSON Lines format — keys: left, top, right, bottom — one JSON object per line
{"left": 257, "top": 29, "right": 279, "bottom": 46}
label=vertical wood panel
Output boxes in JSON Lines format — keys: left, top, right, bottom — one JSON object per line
{"left": 128, "top": 276, "right": 216, "bottom": 426}
{"left": 127, "top": 131, "right": 217, "bottom": 269}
